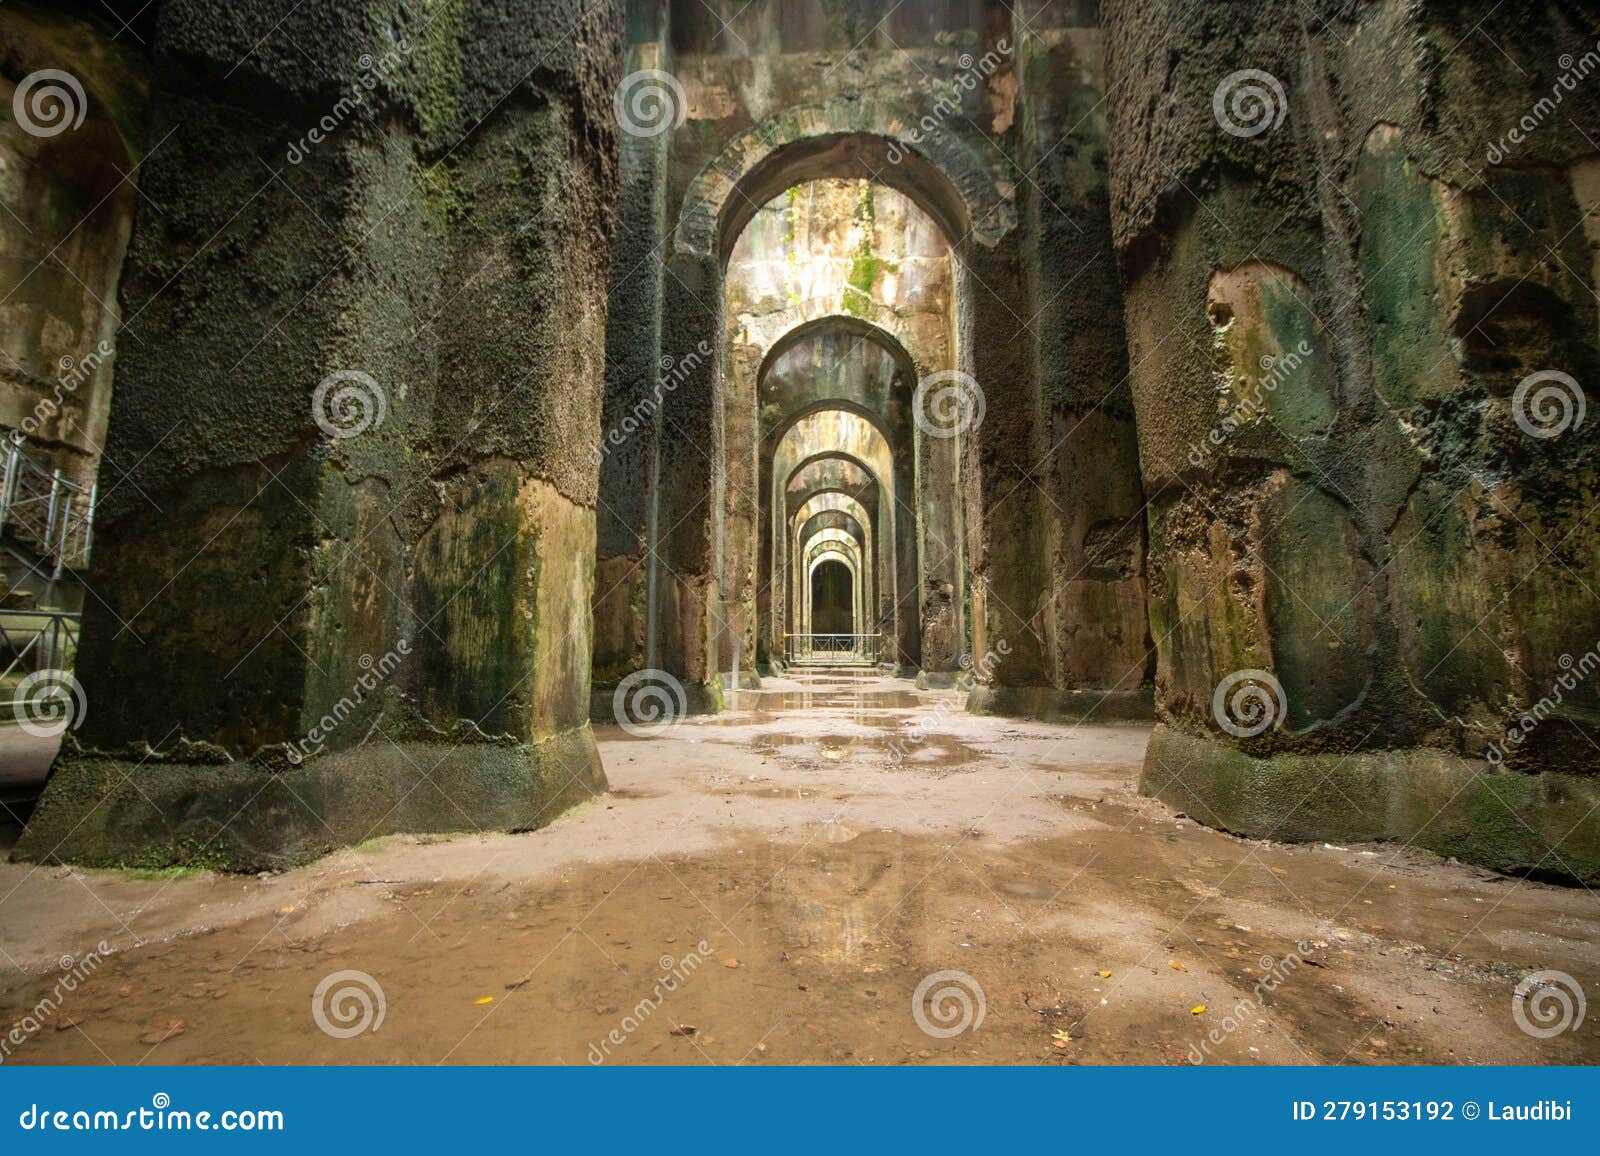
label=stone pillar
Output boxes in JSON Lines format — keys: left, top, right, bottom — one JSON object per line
{"left": 655, "top": 248, "right": 721, "bottom": 708}
{"left": 719, "top": 330, "right": 760, "bottom": 687}
{"left": 18, "top": 0, "right": 622, "bottom": 870}
{"left": 960, "top": 234, "right": 1053, "bottom": 690}
{"left": 593, "top": 2, "right": 672, "bottom": 711}
{"left": 1105, "top": 0, "right": 1600, "bottom": 882}
{"left": 966, "top": 0, "right": 1155, "bottom": 721}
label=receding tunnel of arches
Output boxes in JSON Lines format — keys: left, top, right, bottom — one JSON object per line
{"left": 769, "top": 408, "right": 901, "bottom": 667}
{"left": 719, "top": 176, "right": 966, "bottom": 676}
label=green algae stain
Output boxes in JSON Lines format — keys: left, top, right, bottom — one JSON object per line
{"left": 1356, "top": 132, "right": 1453, "bottom": 409}
{"left": 783, "top": 185, "right": 803, "bottom": 305}
{"left": 1257, "top": 278, "right": 1334, "bottom": 436}
{"left": 844, "top": 182, "right": 895, "bottom": 317}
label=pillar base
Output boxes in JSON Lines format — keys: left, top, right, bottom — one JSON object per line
{"left": 965, "top": 684, "right": 1155, "bottom": 723}
{"left": 589, "top": 679, "right": 723, "bottom": 725}
{"left": 13, "top": 727, "right": 606, "bottom": 873}
{"left": 1142, "top": 726, "right": 1600, "bottom": 885}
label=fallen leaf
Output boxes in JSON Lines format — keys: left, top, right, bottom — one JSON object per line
{"left": 1169, "top": 961, "right": 1188, "bottom": 973}
{"left": 505, "top": 980, "right": 528, "bottom": 991}
{"left": 1190, "top": 1005, "right": 1206, "bottom": 1015}
{"left": 1051, "top": 1028, "right": 1072, "bottom": 1043}
{"left": 722, "top": 958, "right": 740, "bottom": 969}
{"left": 139, "top": 1019, "right": 185, "bottom": 1045}
{"left": 474, "top": 996, "right": 494, "bottom": 1005}
{"left": 669, "top": 1024, "right": 697, "bottom": 1037}
{"left": 1097, "top": 970, "right": 1112, "bottom": 978}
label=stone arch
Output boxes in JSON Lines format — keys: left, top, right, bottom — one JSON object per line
{"left": 757, "top": 314, "right": 920, "bottom": 391}
{"left": 785, "top": 452, "right": 877, "bottom": 492}
{"left": 802, "top": 535, "right": 864, "bottom": 648}
{"left": 659, "top": 115, "right": 988, "bottom": 688}
{"left": 674, "top": 100, "right": 1018, "bottom": 261}
{"left": 793, "top": 493, "right": 873, "bottom": 564}
{"left": 776, "top": 425, "right": 895, "bottom": 665}
{"left": 768, "top": 397, "right": 897, "bottom": 462}
{"left": 795, "top": 503, "right": 872, "bottom": 641}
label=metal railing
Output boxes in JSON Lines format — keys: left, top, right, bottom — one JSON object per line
{"left": 1, "top": 609, "right": 80, "bottom": 715}
{"left": 785, "top": 633, "right": 878, "bottom": 665}
{"left": 0, "top": 439, "right": 95, "bottom": 578}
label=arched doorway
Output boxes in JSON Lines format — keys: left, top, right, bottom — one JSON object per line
{"left": 808, "top": 557, "right": 855, "bottom": 660}
{"left": 613, "top": 113, "right": 1017, "bottom": 702}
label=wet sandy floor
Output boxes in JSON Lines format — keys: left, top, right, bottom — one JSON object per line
{"left": 1, "top": 672, "right": 1597, "bottom": 1065}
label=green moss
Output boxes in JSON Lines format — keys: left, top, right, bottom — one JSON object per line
{"left": 112, "top": 863, "right": 214, "bottom": 881}
{"left": 783, "top": 185, "right": 802, "bottom": 304}
{"left": 843, "top": 182, "right": 894, "bottom": 317}
{"left": 1144, "top": 729, "right": 1600, "bottom": 884}
{"left": 418, "top": 155, "right": 469, "bottom": 223}
{"left": 408, "top": 0, "right": 466, "bottom": 142}
{"left": 845, "top": 251, "right": 879, "bottom": 316}
{"left": 120, "top": 836, "right": 233, "bottom": 875}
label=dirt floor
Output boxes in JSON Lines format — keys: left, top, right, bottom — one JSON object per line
{"left": 1, "top": 671, "right": 1597, "bottom": 1066}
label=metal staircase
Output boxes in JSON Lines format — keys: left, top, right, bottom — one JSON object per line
{"left": 0, "top": 438, "right": 95, "bottom": 578}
